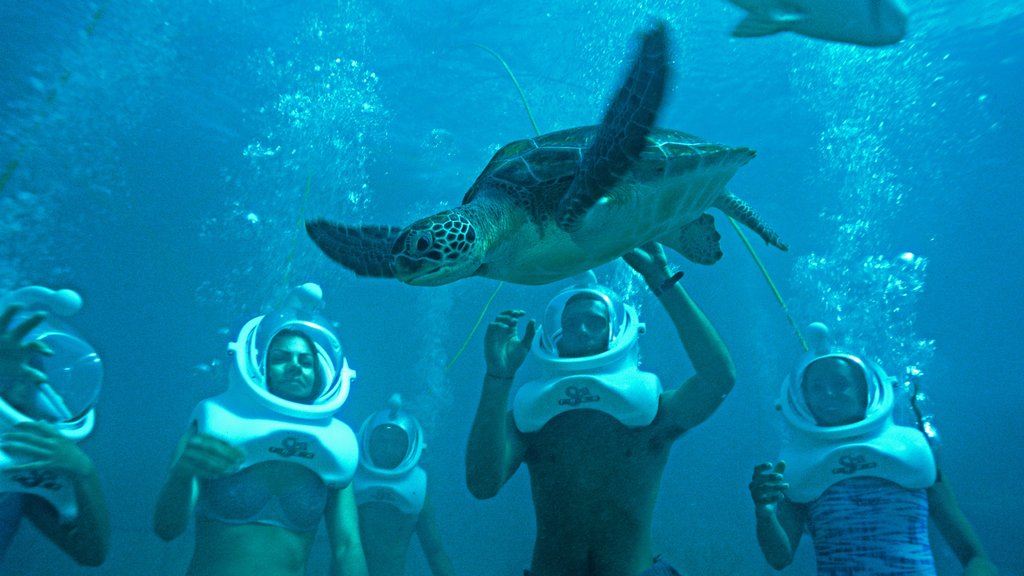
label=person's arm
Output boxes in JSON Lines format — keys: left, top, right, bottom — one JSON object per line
{"left": 622, "top": 243, "right": 736, "bottom": 431}
{"left": 465, "top": 310, "right": 533, "bottom": 500}
{"left": 325, "top": 483, "right": 369, "bottom": 576}
{"left": 4, "top": 421, "right": 110, "bottom": 566}
{"left": 927, "top": 469, "right": 998, "bottom": 575}
{"left": 416, "top": 490, "right": 455, "bottom": 576}
{"left": 749, "top": 461, "right": 806, "bottom": 570}
{"left": 152, "top": 425, "right": 244, "bottom": 541}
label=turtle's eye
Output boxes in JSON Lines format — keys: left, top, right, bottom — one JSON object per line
{"left": 405, "top": 230, "right": 432, "bottom": 255}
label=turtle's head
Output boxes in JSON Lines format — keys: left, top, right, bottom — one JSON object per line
{"left": 391, "top": 210, "right": 482, "bottom": 286}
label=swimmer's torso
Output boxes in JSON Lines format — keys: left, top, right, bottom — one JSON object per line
{"left": 190, "top": 516, "right": 316, "bottom": 576}
{"left": 358, "top": 501, "right": 420, "bottom": 576}
{"left": 188, "top": 461, "right": 328, "bottom": 576}
{"left": 521, "top": 409, "right": 678, "bottom": 576}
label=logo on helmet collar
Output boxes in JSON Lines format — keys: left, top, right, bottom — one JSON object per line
{"left": 371, "top": 487, "right": 397, "bottom": 503}
{"left": 10, "top": 469, "right": 64, "bottom": 491}
{"left": 558, "top": 386, "right": 601, "bottom": 407}
{"left": 268, "top": 436, "right": 316, "bottom": 459}
{"left": 831, "top": 453, "right": 878, "bottom": 475}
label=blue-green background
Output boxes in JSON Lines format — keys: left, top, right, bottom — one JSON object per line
{"left": 2, "top": 1, "right": 1021, "bottom": 574}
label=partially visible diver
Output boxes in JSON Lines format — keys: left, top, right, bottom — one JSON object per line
{"left": 466, "top": 242, "right": 736, "bottom": 576}
{"left": 153, "top": 283, "right": 368, "bottom": 576}
{"left": 354, "top": 394, "right": 455, "bottom": 576}
{"left": 0, "top": 286, "right": 110, "bottom": 566}
{"left": 749, "top": 322, "right": 998, "bottom": 575}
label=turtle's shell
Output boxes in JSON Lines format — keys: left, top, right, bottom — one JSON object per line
{"left": 464, "top": 125, "right": 749, "bottom": 210}
{"left": 456, "top": 125, "right": 756, "bottom": 284}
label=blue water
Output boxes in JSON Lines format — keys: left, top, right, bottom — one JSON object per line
{"left": 1, "top": 1, "right": 1021, "bottom": 574}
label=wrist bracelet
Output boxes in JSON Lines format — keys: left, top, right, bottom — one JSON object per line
{"left": 486, "top": 372, "right": 514, "bottom": 380}
{"left": 651, "top": 271, "right": 684, "bottom": 297}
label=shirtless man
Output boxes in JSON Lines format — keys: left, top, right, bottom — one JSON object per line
{"left": 465, "top": 243, "right": 735, "bottom": 576}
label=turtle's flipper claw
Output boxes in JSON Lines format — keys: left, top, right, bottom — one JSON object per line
{"left": 557, "top": 20, "right": 669, "bottom": 233}
{"left": 305, "top": 219, "right": 401, "bottom": 278}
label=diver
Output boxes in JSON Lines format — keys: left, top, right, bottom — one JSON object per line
{"left": 153, "top": 283, "right": 368, "bottom": 576}
{"left": 0, "top": 286, "right": 110, "bottom": 566}
{"left": 749, "top": 322, "right": 998, "bottom": 575}
{"left": 354, "top": 393, "right": 455, "bottom": 576}
{"left": 466, "top": 242, "right": 736, "bottom": 576}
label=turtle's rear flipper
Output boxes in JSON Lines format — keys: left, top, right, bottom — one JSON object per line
{"left": 557, "top": 21, "right": 669, "bottom": 233}
{"left": 660, "top": 213, "right": 724, "bottom": 265}
{"left": 305, "top": 219, "right": 401, "bottom": 278}
{"left": 712, "top": 192, "right": 789, "bottom": 252}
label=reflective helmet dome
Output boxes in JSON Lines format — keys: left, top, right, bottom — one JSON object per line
{"left": 533, "top": 271, "right": 644, "bottom": 373}
{"left": 358, "top": 393, "right": 424, "bottom": 476}
{"left": 0, "top": 287, "right": 101, "bottom": 441}
{"left": 228, "top": 283, "right": 355, "bottom": 420}
{"left": 779, "top": 322, "right": 894, "bottom": 439}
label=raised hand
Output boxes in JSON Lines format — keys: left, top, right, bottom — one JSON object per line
{"left": 484, "top": 310, "right": 536, "bottom": 379}
{"left": 750, "top": 461, "right": 789, "bottom": 519}
{"left": 0, "top": 304, "right": 54, "bottom": 383}
{"left": 172, "top": 433, "right": 245, "bottom": 480}
{"left": 622, "top": 242, "right": 673, "bottom": 286}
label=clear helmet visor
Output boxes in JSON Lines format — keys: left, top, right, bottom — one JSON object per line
{"left": 366, "top": 424, "right": 411, "bottom": 468}
{"left": 0, "top": 330, "right": 100, "bottom": 441}
{"left": 538, "top": 287, "right": 629, "bottom": 358}
{"left": 782, "top": 352, "right": 894, "bottom": 436}
{"left": 250, "top": 296, "right": 347, "bottom": 406}
{"left": 31, "top": 332, "right": 103, "bottom": 422}
{"left": 255, "top": 321, "right": 343, "bottom": 403}
{"left": 358, "top": 395, "right": 424, "bottom": 476}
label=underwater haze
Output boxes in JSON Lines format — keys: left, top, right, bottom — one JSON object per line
{"left": 1, "top": 0, "right": 1022, "bottom": 574}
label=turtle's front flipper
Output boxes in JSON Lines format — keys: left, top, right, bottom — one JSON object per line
{"left": 305, "top": 219, "right": 402, "bottom": 278}
{"left": 712, "top": 192, "right": 789, "bottom": 252}
{"left": 557, "top": 21, "right": 669, "bottom": 233}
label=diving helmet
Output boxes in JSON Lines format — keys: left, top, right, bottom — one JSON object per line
{"left": 0, "top": 286, "right": 101, "bottom": 441}
{"left": 227, "top": 283, "right": 355, "bottom": 420}
{"left": 532, "top": 271, "right": 645, "bottom": 375}
{"left": 357, "top": 393, "right": 425, "bottom": 476}
{"left": 779, "top": 322, "right": 895, "bottom": 440}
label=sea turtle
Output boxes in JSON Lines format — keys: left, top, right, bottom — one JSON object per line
{"left": 306, "top": 22, "right": 787, "bottom": 286}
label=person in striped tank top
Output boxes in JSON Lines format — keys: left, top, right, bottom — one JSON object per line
{"left": 749, "top": 323, "right": 997, "bottom": 576}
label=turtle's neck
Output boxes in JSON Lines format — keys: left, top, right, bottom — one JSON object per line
{"left": 458, "top": 197, "right": 523, "bottom": 246}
